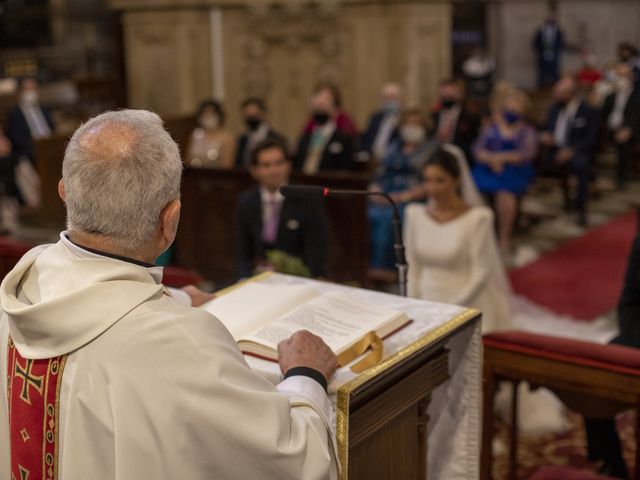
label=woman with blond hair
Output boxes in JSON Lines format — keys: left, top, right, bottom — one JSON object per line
{"left": 472, "top": 89, "right": 538, "bottom": 252}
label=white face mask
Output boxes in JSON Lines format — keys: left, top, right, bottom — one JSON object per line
{"left": 615, "top": 77, "right": 632, "bottom": 92}
{"left": 400, "top": 124, "right": 426, "bottom": 145}
{"left": 20, "top": 90, "right": 39, "bottom": 106}
{"left": 199, "top": 115, "right": 219, "bottom": 130}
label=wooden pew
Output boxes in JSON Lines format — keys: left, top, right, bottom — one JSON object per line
{"left": 175, "top": 167, "right": 372, "bottom": 287}
{"left": 33, "top": 134, "right": 69, "bottom": 229}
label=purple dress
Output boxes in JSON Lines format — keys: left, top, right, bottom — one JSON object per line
{"left": 472, "top": 123, "right": 538, "bottom": 195}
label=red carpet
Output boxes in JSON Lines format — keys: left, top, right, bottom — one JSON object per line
{"left": 509, "top": 212, "right": 637, "bottom": 321}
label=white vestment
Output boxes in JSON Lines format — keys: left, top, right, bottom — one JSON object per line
{"left": 0, "top": 238, "right": 337, "bottom": 479}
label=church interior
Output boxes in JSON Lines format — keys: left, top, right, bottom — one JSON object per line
{"left": 3, "top": 0, "right": 640, "bottom": 478}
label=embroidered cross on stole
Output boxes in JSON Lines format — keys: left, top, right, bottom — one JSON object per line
{"left": 7, "top": 338, "right": 67, "bottom": 480}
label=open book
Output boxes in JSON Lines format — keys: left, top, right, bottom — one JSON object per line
{"left": 201, "top": 282, "right": 411, "bottom": 362}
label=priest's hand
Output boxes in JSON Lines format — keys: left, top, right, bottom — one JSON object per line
{"left": 181, "top": 285, "right": 215, "bottom": 307}
{"left": 278, "top": 330, "right": 338, "bottom": 383}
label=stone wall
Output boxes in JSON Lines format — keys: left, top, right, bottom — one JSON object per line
{"left": 488, "top": 0, "right": 640, "bottom": 89}
{"left": 109, "top": 0, "right": 452, "bottom": 140}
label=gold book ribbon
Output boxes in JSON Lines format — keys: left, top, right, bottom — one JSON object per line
{"left": 337, "top": 331, "right": 384, "bottom": 374}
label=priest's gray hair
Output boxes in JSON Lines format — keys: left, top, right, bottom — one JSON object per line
{"left": 62, "top": 109, "right": 182, "bottom": 251}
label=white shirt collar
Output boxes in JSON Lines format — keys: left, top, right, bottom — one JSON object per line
{"left": 259, "top": 186, "right": 285, "bottom": 204}
{"left": 60, "top": 231, "right": 164, "bottom": 284}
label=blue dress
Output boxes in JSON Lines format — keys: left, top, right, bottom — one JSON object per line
{"left": 368, "top": 140, "right": 433, "bottom": 269}
{"left": 472, "top": 123, "right": 537, "bottom": 195}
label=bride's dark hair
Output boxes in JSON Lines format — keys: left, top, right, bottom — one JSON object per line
{"left": 423, "top": 148, "right": 461, "bottom": 179}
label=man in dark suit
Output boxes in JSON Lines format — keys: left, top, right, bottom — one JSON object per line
{"left": 6, "top": 78, "right": 55, "bottom": 161}
{"left": 294, "top": 88, "right": 354, "bottom": 173}
{"left": 601, "top": 63, "right": 640, "bottom": 189}
{"left": 235, "top": 138, "right": 329, "bottom": 279}
{"left": 430, "top": 79, "right": 480, "bottom": 167}
{"left": 235, "top": 97, "right": 287, "bottom": 168}
{"left": 540, "top": 77, "right": 600, "bottom": 226}
{"left": 532, "top": 13, "right": 565, "bottom": 88}
{"left": 359, "top": 83, "right": 403, "bottom": 163}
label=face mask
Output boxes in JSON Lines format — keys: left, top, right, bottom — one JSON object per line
{"left": 20, "top": 90, "right": 38, "bottom": 105}
{"left": 383, "top": 100, "right": 401, "bottom": 114}
{"left": 313, "top": 112, "right": 330, "bottom": 126}
{"left": 200, "top": 115, "right": 219, "bottom": 130}
{"left": 615, "top": 77, "right": 632, "bottom": 92}
{"left": 441, "top": 98, "right": 457, "bottom": 109}
{"left": 502, "top": 110, "right": 521, "bottom": 125}
{"left": 245, "top": 117, "right": 261, "bottom": 131}
{"left": 400, "top": 124, "right": 426, "bottom": 145}
{"left": 605, "top": 70, "right": 618, "bottom": 83}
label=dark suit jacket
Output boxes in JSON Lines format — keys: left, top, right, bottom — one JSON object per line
{"left": 430, "top": 106, "right": 480, "bottom": 166}
{"left": 234, "top": 186, "right": 329, "bottom": 279}
{"left": 235, "top": 128, "right": 288, "bottom": 168}
{"left": 360, "top": 110, "right": 400, "bottom": 155}
{"left": 601, "top": 88, "right": 640, "bottom": 143}
{"left": 544, "top": 100, "right": 600, "bottom": 155}
{"left": 533, "top": 25, "right": 564, "bottom": 63}
{"left": 6, "top": 106, "right": 55, "bottom": 160}
{"left": 614, "top": 234, "right": 640, "bottom": 347}
{"left": 293, "top": 128, "right": 355, "bottom": 171}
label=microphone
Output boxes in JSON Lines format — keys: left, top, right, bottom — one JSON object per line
{"left": 279, "top": 184, "right": 409, "bottom": 297}
{"left": 279, "top": 185, "right": 328, "bottom": 198}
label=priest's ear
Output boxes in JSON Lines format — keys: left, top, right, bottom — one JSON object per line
{"left": 58, "top": 179, "right": 65, "bottom": 201}
{"left": 159, "top": 198, "right": 181, "bottom": 245}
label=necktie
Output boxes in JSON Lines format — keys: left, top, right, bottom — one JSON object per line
{"left": 262, "top": 199, "right": 281, "bottom": 245}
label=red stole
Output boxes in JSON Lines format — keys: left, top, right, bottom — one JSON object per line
{"left": 7, "top": 338, "right": 67, "bottom": 480}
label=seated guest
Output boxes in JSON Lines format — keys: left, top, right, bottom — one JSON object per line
{"left": 430, "top": 79, "right": 481, "bottom": 167}
{"left": 6, "top": 77, "right": 55, "bottom": 161}
{"left": 473, "top": 89, "right": 538, "bottom": 252}
{"left": 235, "top": 97, "right": 287, "bottom": 168}
{"left": 294, "top": 89, "right": 355, "bottom": 173}
{"left": 368, "top": 108, "right": 436, "bottom": 270}
{"left": 618, "top": 41, "right": 640, "bottom": 83}
{"left": 539, "top": 76, "right": 600, "bottom": 226}
{"left": 0, "top": 110, "right": 338, "bottom": 478}
{"left": 236, "top": 139, "right": 329, "bottom": 279}
{"left": 185, "top": 99, "right": 235, "bottom": 168}
{"left": 0, "top": 129, "right": 19, "bottom": 197}
{"left": 359, "top": 83, "right": 404, "bottom": 163}
{"left": 301, "top": 84, "right": 358, "bottom": 139}
{"left": 462, "top": 47, "right": 495, "bottom": 100}
{"left": 576, "top": 53, "right": 603, "bottom": 88}
{"left": 404, "top": 148, "right": 511, "bottom": 333}
{"left": 601, "top": 63, "right": 640, "bottom": 189}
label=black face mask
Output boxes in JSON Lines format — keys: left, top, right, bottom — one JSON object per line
{"left": 313, "top": 112, "right": 330, "bottom": 125}
{"left": 245, "top": 117, "right": 261, "bottom": 131}
{"left": 441, "top": 99, "right": 457, "bottom": 109}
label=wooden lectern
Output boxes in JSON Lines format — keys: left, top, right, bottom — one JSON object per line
{"left": 222, "top": 273, "right": 482, "bottom": 480}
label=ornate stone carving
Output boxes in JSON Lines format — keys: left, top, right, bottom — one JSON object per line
{"left": 241, "top": 1, "right": 344, "bottom": 99}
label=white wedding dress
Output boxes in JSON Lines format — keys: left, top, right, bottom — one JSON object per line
{"left": 407, "top": 145, "right": 569, "bottom": 435}
{"left": 405, "top": 204, "right": 512, "bottom": 333}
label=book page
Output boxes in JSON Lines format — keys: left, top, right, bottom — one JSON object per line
{"left": 244, "top": 291, "right": 403, "bottom": 352}
{"left": 202, "top": 283, "right": 318, "bottom": 340}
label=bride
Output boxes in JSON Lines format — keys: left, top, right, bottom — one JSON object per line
{"left": 405, "top": 145, "right": 567, "bottom": 435}
{"left": 404, "top": 145, "right": 511, "bottom": 332}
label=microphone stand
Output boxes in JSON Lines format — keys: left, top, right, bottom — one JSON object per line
{"left": 326, "top": 189, "right": 408, "bottom": 297}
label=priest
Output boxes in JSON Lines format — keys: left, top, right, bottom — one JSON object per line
{"left": 0, "top": 110, "right": 338, "bottom": 480}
